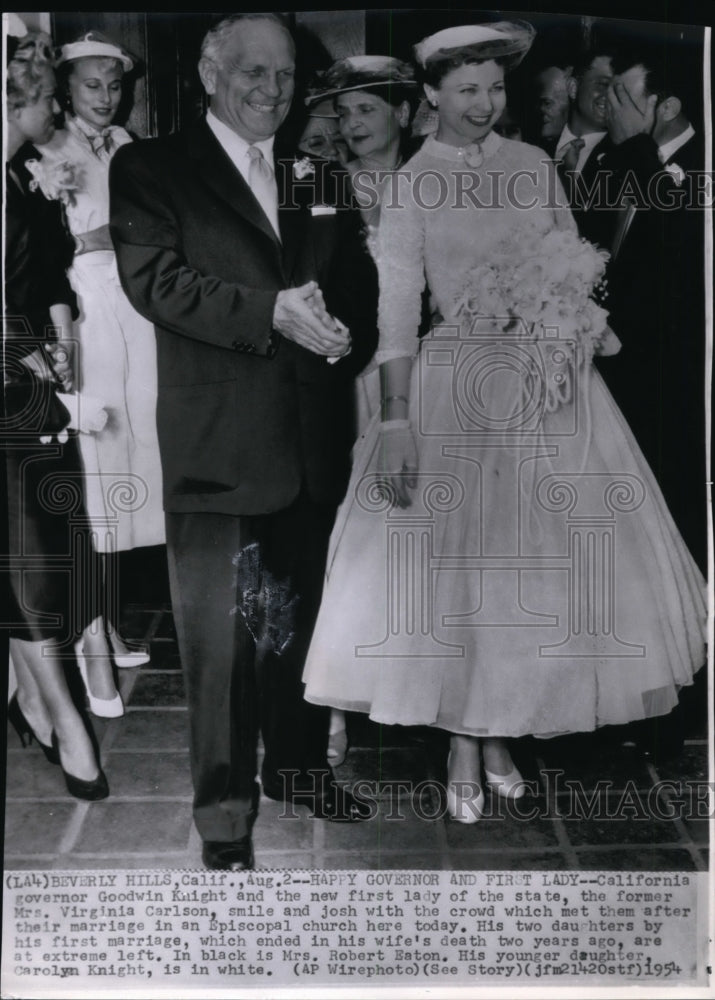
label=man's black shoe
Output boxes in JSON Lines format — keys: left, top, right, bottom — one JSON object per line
{"left": 623, "top": 710, "right": 685, "bottom": 764}
{"left": 202, "top": 836, "right": 254, "bottom": 870}
{"left": 312, "top": 786, "right": 372, "bottom": 822}
{"left": 262, "top": 771, "right": 372, "bottom": 822}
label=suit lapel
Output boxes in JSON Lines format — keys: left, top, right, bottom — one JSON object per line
{"left": 276, "top": 156, "right": 310, "bottom": 283}
{"left": 581, "top": 134, "right": 610, "bottom": 186}
{"left": 187, "top": 122, "right": 313, "bottom": 283}
{"left": 189, "top": 120, "right": 282, "bottom": 253}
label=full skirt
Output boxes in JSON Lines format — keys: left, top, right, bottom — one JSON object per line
{"left": 303, "top": 333, "right": 706, "bottom": 737}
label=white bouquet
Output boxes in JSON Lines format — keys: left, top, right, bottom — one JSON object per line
{"left": 454, "top": 228, "right": 613, "bottom": 412}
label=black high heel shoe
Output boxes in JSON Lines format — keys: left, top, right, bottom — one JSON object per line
{"left": 51, "top": 733, "right": 109, "bottom": 801}
{"left": 7, "top": 695, "right": 60, "bottom": 765}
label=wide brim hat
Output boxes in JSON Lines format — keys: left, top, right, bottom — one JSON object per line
{"left": 57, "top": 30, "right": 134, "bottom": 72}
{"left": 306, "top": 55, "right": 416, "bottom": 104}
{"left": 414, "top": 20, "right": 535, "bottom": 69}
{"left": 304, "top": 95, "right": 339, "bottom": 118}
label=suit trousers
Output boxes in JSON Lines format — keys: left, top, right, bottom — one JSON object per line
{"left": 166, "top": 491, "right": 335, "bottom": 842}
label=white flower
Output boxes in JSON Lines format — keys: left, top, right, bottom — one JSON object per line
{"left": 456, "top": 228, "right": 611, "bottom": 413}
{"left": 25, "top": 158, "right": 82, "bottom": 206}
{"left": 664, "top": 162, "right": 685, "bottom": 186}
{"left": 293, "top": 156, "right": 315, "bottom": 180}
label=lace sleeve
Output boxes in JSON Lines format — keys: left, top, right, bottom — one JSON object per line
{"left": 375, "top": 173, "right": 426, "bottom": 364}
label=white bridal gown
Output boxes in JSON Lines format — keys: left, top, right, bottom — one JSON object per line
{"left": 303, "top": 132, "right": 706, "bottom": 738}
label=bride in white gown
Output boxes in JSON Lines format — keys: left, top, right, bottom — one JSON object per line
{"left": 302, "top": 21, "right": 706, "bottom": 823}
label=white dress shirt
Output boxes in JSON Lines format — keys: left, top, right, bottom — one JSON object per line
{"left": 556, "top": 125, "right": 607, "bottom": 173}
{"left": 658, "top": 123, "right": 695, "bottom": 164}
{"left": 206, "top": 109, "right": 279, "bottom": 237}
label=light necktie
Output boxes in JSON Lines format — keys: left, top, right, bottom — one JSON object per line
{"left": 83, "top": 125, "right": 115, "bottom": 160}
{"left": 247, "top": 145, "right": 280, "bottom": 239}
{"left": 559, "top": 136, "right": 585, "bottom": 173}
{"left": 89, "top": 128, "right": 114, "bottom": 156}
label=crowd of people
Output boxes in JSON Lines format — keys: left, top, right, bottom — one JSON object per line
{"left": 3, "top": 11, "right": 707, "bottom": 870}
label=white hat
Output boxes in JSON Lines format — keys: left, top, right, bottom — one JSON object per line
{"left": 58, "top": 30, "right": 133, "bottom": 71}
{"left": 415, "top": 21, "right": 535, "bottom": 69}
{"left": 5, "top": 12, "right": 29, "bottom": 39}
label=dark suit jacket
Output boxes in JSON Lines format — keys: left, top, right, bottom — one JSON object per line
{"left": 566, "top": 134, "right": 615, "bottom": 248}
{"left": 109, "top": 119, "right": 376, "bottom": 516}
{"left": 590, "top": 130, "right": 707, "bottom": 568}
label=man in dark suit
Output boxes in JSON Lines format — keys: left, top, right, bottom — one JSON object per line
{"left": 592, "top": 49, "right": 706, "bottom": 573}
{"left": 533, "top": 63, "right": 572, "bottom": 158}
{"left": 589, "top": 47, "right": 708, "bottom": 760}
{"left": 553, "top": 47, "right": 614, "bottom": 240}
{"left": 110, "top": 13, "right": 374, "bottom": 870}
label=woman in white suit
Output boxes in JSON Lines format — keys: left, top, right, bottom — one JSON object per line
{"left": 40, "top": 31, "right": 165, "bottom": 717}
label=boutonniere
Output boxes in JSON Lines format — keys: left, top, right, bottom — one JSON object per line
{"left": 25, "top": 158, "right": 82, "bottom": 207}
{"left": 293, "top": 156, "right": 315, "bottom": 180}
{"left": 664, "top": 161, "right": 685, "bottom": 186}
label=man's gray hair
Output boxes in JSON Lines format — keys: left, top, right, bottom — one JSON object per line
{"left": 200, "top": 13, "right": 292, "bottom": 65}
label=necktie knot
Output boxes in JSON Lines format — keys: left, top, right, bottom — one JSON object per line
{"left": 88, "top": 128, "right": 114, "bottom": 157}
{"left": 560, "top": 136, "right": 585, "bottom": 173}
{"left": 247, "top": 144, "right": 269, "bottom": 168}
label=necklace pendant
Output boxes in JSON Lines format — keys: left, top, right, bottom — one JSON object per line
{"left": 463, "top": 143, "right": 483, "bottom": 168}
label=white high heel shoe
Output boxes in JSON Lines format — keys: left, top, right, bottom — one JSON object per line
{"left": 74, "top": 641, "right": 124, "bottom": 718}
{"left": 446, "top": 750, "right": 485, "bottom": 824}
{"left": 327, "top": 729, "right": 348, "bottom": 766}
{"left": 484, "top": 764, "right": 526, "bottom": 800}
{"left": 107, "top": 627, "right": 150, "bottom": 668}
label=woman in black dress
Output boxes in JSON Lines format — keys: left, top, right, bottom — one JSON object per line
{"left": 5, "top": 30, "right": 108, "bottom": 799}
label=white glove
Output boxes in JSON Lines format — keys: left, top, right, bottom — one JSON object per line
{"left": 377, "top": 419, "right": 418, "bottom": 507}
{"left": 594, "top": 324, "right": 621, "bottom": 356}
{"left": 55, "top": 392, "right": 108, "bottom": 434}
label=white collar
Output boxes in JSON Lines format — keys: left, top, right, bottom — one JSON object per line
{"left": 556, "top": 124, "right": 606, "bottom": 147}
{"left": 206, "top": 110, "right": 275, "bottom": 166}
{"left": 424, "top": 128, "right": 502, "bottom": 165}
{"left": 658, "top": 123, "right": 695, "bottom": 164}
{"left": 69, "top": 114, "right": 116, "bottom": 138}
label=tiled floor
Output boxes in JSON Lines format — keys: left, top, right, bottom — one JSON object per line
{"left": 4, "top": 548, "right": 710, "bottom": 871}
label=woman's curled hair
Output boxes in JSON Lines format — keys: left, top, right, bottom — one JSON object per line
{"left": 421, "top": 49, "right": 513, "bottom": 89}
{"left": 6, "top": 31, "right": 54, "bottom": 111}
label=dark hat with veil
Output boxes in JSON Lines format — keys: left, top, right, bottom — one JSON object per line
{"left": 306, "top": 55, "right": 416, "bottom": 104}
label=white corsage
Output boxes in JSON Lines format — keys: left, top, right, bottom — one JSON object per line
{"left": 664, "top": 161, "right": 685, "bottom": 186}
{"left": 25, "top": 158, "right": 82, "bottom": 206}
{"left": 293, "top": 156, "right": 315, "bottom": 180}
